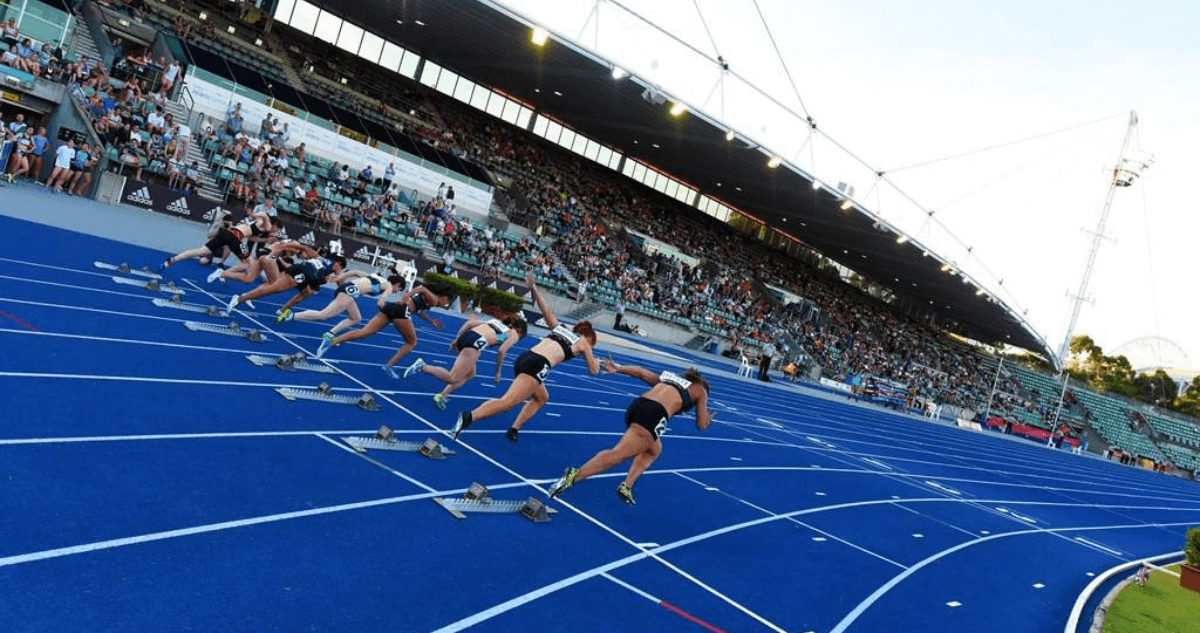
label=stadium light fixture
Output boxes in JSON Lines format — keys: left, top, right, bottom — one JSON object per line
{"left": 725, "top": 129, "right": 736, "bottom": 141}
{"left": 840, "top": 199, "right": 853, "bottom": 210}
{"left": 895, "top": 235, "right": 909, "bottom": 244}
{"left": 669, "top": 102, "right": 688, "bottom": 117}
{"left": 811, "top": 180, "right": 821, "bottom": 190}
{"left": 767, "top": 156, "right": 782, "bottom": 169}
{"left": 940, "top": 263, "right": 952, "bottom": 272}
{"left": 612, "top": 67, "right": 628, "bottom": 80}
{"left": 199, "top": 11, "right": 207, "bottom": 20}
{"left": 976, "top": 288, "right": 987, "bottom": 296}
{"left": 531, "top": 27, "right": 550, "bottom": 46}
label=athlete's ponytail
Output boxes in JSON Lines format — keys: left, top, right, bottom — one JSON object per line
{"left": 573, "top": 320, "right": 597, "bottom": 346}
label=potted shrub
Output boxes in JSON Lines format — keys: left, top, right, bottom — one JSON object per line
{"left": 422, "top": 272, "right": 524, "bottom": 317}
{"left": 1182, "top": 527, "right": 1200, "bottom": 593}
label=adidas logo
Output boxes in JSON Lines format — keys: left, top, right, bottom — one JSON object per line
{"left": 202, "top": 206, "right": 226, "bottom": 221}
{"left": 352, "top": 246, "right": 371, "bottom": 261}
{"left": 166, "top": 197, "right": 189, "bottom": 215}
{"left": 298, "top": 231, "right": 316, "bottom": 246}
{"left": 125, "top": 186, "right": 152, "bottom": 206}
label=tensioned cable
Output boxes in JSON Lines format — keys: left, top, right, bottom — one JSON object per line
{"left": 750, "top": 0, "right": 810, "bottom": 120}
{"left": 1136, "top": 126, "right": 1161, "bottom": 342}
{"left": 691, "top": 0, "right": 722, "bottom": 59}
{"left": 885, "top": 112, "right": 1126, "bottom": 174}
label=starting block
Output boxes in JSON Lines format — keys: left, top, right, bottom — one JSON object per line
{"left": 95, "top": 261, "right": 161, "bottom": 279}
{"left": 247, "top": 352, "right": 335, "bottom": 374}
{"left": 276, "top": 384, "right": 381, "bottom": 410}
{"left": 113, "top": 276, "right": 186, "bottom": 295}
{"left": 152, "top": 297, "right": 228, "bottom": 317}
{"left": 184, "top": 320, "right": 268, "bottom": 342}
{"left": 340, "top": 426, "right": 456, "bottom": 458}
{"left": 433, "top": 482, "right": 557, "bottom": 522}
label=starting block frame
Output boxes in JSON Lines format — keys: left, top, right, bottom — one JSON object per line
{"left": 340, "top": 427, "right": 456, "bottom": 458}
{"left": 184, "top": 320, "right": 268, "bottom": 343}
{"left": 95, "top": 261, "right": 161, "bottom": 279}
{"left": 433, "top": 482, "right": 556, "bottom": 522}
{"left": 276, "top": 383, "right": 380, "bottom": 410}
{"left": 247, "top": 352, "right": 335, "bottom": 374}
{"left": 152, "top": 297, "right": 228, "bottom": 317}
{"left": 113, "top": 276, "right": 186, "bottom": 294}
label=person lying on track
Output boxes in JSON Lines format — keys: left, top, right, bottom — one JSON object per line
{"left": 316, "top": 282, "right": 456, "bottom": 379}
{"left": 548, "top": 359, "right": 712, "bottom": 505}
{"left": 452, "top": 273, "right": 598, "bottom": 442}
{"left": 403, "top": 313, "right": 528, "bottom": 410}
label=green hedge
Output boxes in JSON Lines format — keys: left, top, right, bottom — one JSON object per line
{"left": 1187, "top": 527, "right": 1200, "bottom": 567}
{"left": 423, "top": 272, "right": 525, "bottom": 313}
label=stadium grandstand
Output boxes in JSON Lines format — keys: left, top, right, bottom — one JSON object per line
{"left": 2, "top": 1, "right": 1199, "bottom": 632}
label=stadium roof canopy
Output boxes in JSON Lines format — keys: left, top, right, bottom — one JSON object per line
{"left": 317, "top": 0, "right": 1053, "bottom": 356}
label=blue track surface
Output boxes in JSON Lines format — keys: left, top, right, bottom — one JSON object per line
{"left": 2, "top": 214, "right": 1199, "bottom": 633}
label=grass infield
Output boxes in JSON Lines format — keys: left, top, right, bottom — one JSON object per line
{"left": 1102, "top": 565, "right": 1200, "bottom": 633}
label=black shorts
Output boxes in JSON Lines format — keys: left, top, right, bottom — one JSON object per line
{"left": 625, "top": 397, "right": 670, "bottom": 441}
{"left": 513, "top": 351, "right": 552, "bottom": 384}
{"left": 335, "top": 282, "right": 360, "bottom": 298}
{"left": 285, "top": 263, "right": 308, "bottom": 285}
{"left": 453, "top": 330, "right": 488, "bottom": 352}
{"left": 253, "top": 241, "right": 272, "bottom": 258}
{"left": 204, "top": 228, "right": 248, "bottom": 260}
{"left": 380, "top": 302, "right": 412, "bottom": 320}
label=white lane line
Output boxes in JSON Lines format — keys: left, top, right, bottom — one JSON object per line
{"left": 0, "top": 492, "right": 435, "bottom": 569}
{"left": 827, "top": 520, "right": 1199, "bottom": 633}
{"left": 0, "top": 371, "right": 331, "bottom": 390}
{"left": 186, "top": 280, "right": 792, "bottom": 633}
{"left": 601, "top": 572, "right": 660, "bottom": 603}
{"left": 314, "top": 433, "right": 437, "bottom": 494}
{"left": 0, "top": 430, "right": 376, "bottom": 446}
{"left": 1073, "top": 537, "right": 1123, "bottom": 557}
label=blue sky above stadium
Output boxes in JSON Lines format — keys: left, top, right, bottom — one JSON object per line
{"left": 501, "top": 0, "right": 1200, "bottom": 367}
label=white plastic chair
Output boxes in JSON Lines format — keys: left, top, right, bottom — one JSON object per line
{"left": 738, "top": 354, "right": 753, "bottom": 377}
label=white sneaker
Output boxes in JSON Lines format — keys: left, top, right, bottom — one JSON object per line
{"left": 206, "top": 267, "right": 224, "bottom": 284}
{"left": 243, "top": 299, "right": 255, "bottom": 309}
{"left": 226, "top": 295, "right": 239, "bottom": 311}
{"left": 403, "top": 357, "right": 425, "bottom": 378}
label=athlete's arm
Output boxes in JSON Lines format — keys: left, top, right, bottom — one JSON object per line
{"left": 527, "top": 272, "right": 557, "bottom": 329}
{"left": 694, "top": 387, "right": 713, "bottom": 431}
{"left": 493, "top": 334, "right": 520, "bottom": 383}
{"left": 602, "top": 358, "right": 657, "bottom": 383}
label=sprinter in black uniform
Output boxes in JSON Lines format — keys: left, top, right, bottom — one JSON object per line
{"left": 452, "top": 273, "right": 599, "bottom": 441}
{"left": 160, "top": 210, "right": 274, "bottom": 271}
{"left": 548, "top": 359, "right": 712, "bottom": 505}
{"left": 317, "top": 282, "right": 455, "bottom": 378}
{"left": 404, "top": 313, "right": 528, "bottom": 410}
{"left": 227, "top": 248, "right": 345, "bottom": 311}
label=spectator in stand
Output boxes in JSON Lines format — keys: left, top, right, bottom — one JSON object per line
{"left": 383, "top": 163, "right": 395, "bottom": 189}
{"left": 253, "top": 196, "right": 278, "bottom": 218}
{"left": 146, "top": 106, "right": 166, "bottom": 136}
{"left": 182, "top": 161, "right": 203, "bottom": 195}
{"left": 1, "top": 17, "right": 19, "bottom": 48}
{"left": 28, "top": 126, "right": 49, "bottom": 184}
{"left": 302, "top": 183, "right": 320, "bottom": 216}
{"left": 160, "top": 58, "right": 180, "bottom": 94}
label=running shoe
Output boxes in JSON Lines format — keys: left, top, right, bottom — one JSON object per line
{"left": 226, "top": 294, "right": 239, "bottom": 311}
{"left": 403, "top": 357, "right": 425, "bottom": 378}
{"left": 616, "top": 482, "right": 636, "bottom": 505}
{"left": 548, "top": 467, "right": 579, "bottom": 499}
{"left": 243, "top": 299, "right": 255, "bottom": 309}
{"left": 158, "top": 258, "right": 171, "bottom": 273}
{"left": 382, "top": 364, "right": 399, "bottom": 379}
{"left": 451, "top": 411, "right": 473, "bottom": 440}
{"left": 433, "top": 393, "right": 448, "bottom": 411}
{"left": 505, "top": 427, "right": 519, "bottom": 442}
{"left": 275, "top": 309, "right": 292, "bottom": 324}
{"left": 206, "top": 267, "right": 224, "bottom": 284}
{"left": 315, "top": 333, "right": 333, "bottom": 358}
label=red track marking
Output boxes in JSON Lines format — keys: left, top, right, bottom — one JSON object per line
{"left": 0, "top": 310, "right": 38, "bottom": 332}
{"left": 660, "top": 600, "right": 728, "bottom": 633}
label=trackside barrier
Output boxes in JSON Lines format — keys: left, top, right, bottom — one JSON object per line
{"left": 1063, "top": 550, "right": 1182, "bottom": 633}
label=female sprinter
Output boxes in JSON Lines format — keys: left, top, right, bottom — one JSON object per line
{"left": 451, "top": 273, "right": 598, "bottom": 442}
{"left": 280, "top": 271, "right": 405, "bottom": 343}
{"left": 403, "top": 313, "right": 528, "bottom": 410}
{"left": 316, "top": 282, "right": 455, "bottom": 379}
{"left": 548, "top": 359, "right": 712, "bottom": 505}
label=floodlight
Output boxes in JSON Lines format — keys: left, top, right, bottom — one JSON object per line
{"left": 531, "top": 27, "right": 549, "bottom": 46}
{"left": 612, "top": 67, "right": 628, "bottom": 80}
{"left": 811, "top": 180, "right": 820, "bottom": 190}
{"left": 839, "top": 200, "right": 853, "bottom": 210}
{"left": 227, "top": 25, "right": 236, "bottom": 34}
{"left": 725, "top": 129, "right": 735, "bottom": 141}
{"left": 669, "top": 102, "right": 687, "bottom": 117}
{"left": 767, "top": 156, "right": 781, "bottom": 169}
{"left": 895, "top": 235, "right": 908, "bottom": 244}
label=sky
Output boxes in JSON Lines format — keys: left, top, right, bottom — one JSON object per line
{"left": 498, "top": 0, "right": 1200, "bottom": 369}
